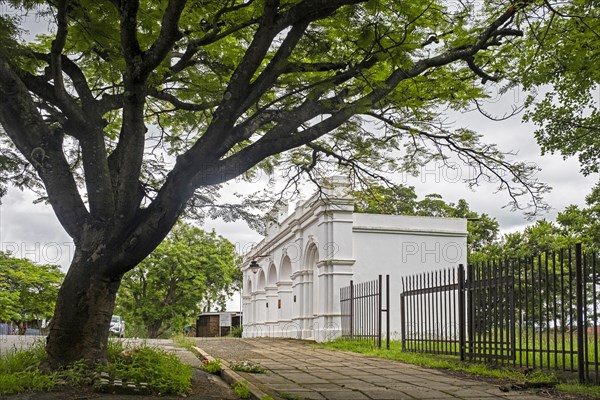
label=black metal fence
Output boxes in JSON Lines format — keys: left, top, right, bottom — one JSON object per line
{"left": 340, "top": 275, "right": 390, "bottom": 348}
{"left": 400, "top": 244, "right": 600, "bottom": 383}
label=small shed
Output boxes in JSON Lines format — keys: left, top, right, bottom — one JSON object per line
{"left": 196, "top": 312, "right": 242, "bottom": 337}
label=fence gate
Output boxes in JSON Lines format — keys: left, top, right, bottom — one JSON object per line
{"left": 400, "top": 264, "right": 516, "bottom": 361}
{"left": 466, "top": 263, "right": 516, "bottom": 362}
{"left": 340, "top": 275, "right": 390, "bottom": 348}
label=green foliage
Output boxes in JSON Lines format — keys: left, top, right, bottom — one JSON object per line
{"left": 102, "top": 342, "right": 192, "bottom": 395}
{"left": 0, "top": 252, "right": 64, "bottom": 323}
{"left": 116, "top": 223, "right": 240, "bottom": 338}
{"left": 200, "top": 359, "right": 222, "bottom": 375}
{"left": 517, "top": 1, "right": 600, "bottom": 176}
{"left": 229, "top": 360, "right": 267, "bottom": 374}
{"left": 232, "top": 380, "right": 251, "bottom": 399}
{"left": 229, "top": 325, "right": 243, "bottom": 338}
{"left": 352, "top": 183, "right": 499, "bottom": 252}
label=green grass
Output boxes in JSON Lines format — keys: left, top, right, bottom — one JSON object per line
{"left": 557, "top": 382, "right": 600, "bottom": 398}
{"left": 232, "top": 380, "right": 251, "bottom": 399}
{"left": 0, "top": 339, "right": 192, "bottom": 396}
{"left": 0, "top": 341, "right": 55, "bottom": 395}
{"left": 404, "top": 328, "right": 600, "bottom": 372}
{"left": 171, "top": 333, "right": 196, "bottom": 350}
{"left": 200, "top": 359, "right": 222, "bottom": 375}
{"left": 102, "top": 340, "right": 192, "bottom": 395}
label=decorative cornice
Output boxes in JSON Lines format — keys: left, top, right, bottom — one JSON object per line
{"left": 352, "top": 226, "right": 467, "bottom": 237}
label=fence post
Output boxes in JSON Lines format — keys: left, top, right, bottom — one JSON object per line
{"left": 458, "top": 264, "right": 466, "bottom": 361}
{"left": 400, "top": 292, "right": 406, "bottom": 351}
{"left": 349, "top": 280, "right": 354, "bottom": 340}
{"left": 576, "top": 243, "right": 585, "bottom": 384}
{"left": 378, "top": 275, "right": 382, "bottom": 349}
{"left": 386, "top": 275, "right": 390, "bottom": 350}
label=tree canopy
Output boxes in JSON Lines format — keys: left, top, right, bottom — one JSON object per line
{"left": 0, "top": 251, "right": 64, "bottom": 326}
{"left": 516, "top": 0, "right": 600, "bottom": 175}
{"left": 116, "top": 224, "right": 240, "bottom": 338}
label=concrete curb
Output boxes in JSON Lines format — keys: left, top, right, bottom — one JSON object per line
{"left": 192, "top": 345, "right": 272, "bottom": 400}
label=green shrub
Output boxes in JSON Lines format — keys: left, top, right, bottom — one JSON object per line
{"left": 229, "top": 325, "right": 243, "bottom": 338}
{"left": 232, "top": 380, "right": 251, "bottom": 399}
{"left": 200, "top": 359, "right": 222, "bottom": 375}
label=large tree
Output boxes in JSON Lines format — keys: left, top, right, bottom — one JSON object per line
{"left": 0, "top": 0, "right": 557, "bottom": 368}
{"left": 116, "top": 224, "right": 240, "bottom": 338}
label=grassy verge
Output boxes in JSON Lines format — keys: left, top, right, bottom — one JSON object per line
{"left": 319, "top": 340, "right": 600, "bottom": 398}
{"left": 0, "top": 339, "right": 192, "bottom": 396}
{"left": 171, "top": 333, "right": 196, "bottom": 350}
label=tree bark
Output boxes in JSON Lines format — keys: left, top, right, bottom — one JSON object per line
{"left": 42, "top": 248, "right": 122, "bottom": 369}
{"left": 147, "top": 320, "right": 163, "bottom": 339}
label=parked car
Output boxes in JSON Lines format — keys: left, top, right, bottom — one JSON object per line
{"left": 109, "top": 315, "right": 125, "bottom": 337}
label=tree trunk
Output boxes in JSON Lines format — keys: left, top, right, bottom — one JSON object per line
{"left": 147, "top": 320, "right": 163, "bottom": 339}
{"left": 42, "top": 251, "right": 122, "bottom": 370}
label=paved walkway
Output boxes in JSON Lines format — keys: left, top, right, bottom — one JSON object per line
{"left": 193, "top": 338, "right": 551, "bottom": 400}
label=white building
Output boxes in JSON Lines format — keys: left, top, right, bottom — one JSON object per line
{"left": 241, "top": 178, "right": 467, "bottom": 342}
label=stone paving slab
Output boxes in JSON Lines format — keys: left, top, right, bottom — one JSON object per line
{"left": 193, "top": 338, "right": 552, "bottom": 400}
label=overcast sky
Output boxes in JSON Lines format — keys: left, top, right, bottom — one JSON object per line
{"left": 0, "top": 6, "right": 598, "bottom": 311}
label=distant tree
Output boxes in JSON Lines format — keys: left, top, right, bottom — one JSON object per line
{"left": 353, "top": 184, "right": 418, "bottom": 215}
{"left": 116, "top": 224, "right": 240, "bottom": 338}
{"left": 0, "top": 252, "right": 64, "bottom": 333}
{"left": 556, "top": 183, "right": 600, "bottom": 249}
{"left": 353, "top": 183, "right": 499, "bottom": 252}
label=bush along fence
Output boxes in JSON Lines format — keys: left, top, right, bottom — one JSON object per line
{"left": 400, "top": 244, "right": 600, "bottom": 384}
{"left": 340, "top": 275, "right": 390, "bottom": 349}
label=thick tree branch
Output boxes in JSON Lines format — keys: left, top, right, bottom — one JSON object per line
{"left": 147, "top": 87, "right": 217, "bottom": 111}
{"left": 109, "top": 0, "right": 148, "bottom": 224}
{"left": 238, "top": 20, "right": 310, "bottom": 114}
{"left": 0, "top": 58, "right": 89, "bottom": 238}
{"left": 50, "top": 0, "right": 69, "bottom": 99}
{"left": 31, "top": 52, "right": 98, "bottom": 117}
{"left": 19, "top": 69, "right": 115, "bottom": 219}
{"left": 140, "top": 0, "right": 187, "bottom": 78}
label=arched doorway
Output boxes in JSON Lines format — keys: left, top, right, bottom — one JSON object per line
{"left": 278, "top": 256, "right": 294, "bottom": 337}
